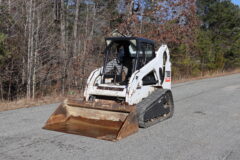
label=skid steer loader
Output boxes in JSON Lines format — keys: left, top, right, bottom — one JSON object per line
{"left": 43, "top": 37, "right": 174, "bottom": 141}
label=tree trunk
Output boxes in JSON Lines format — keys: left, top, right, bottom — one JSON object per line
{"left": 8, "top": 81, "right": 11, "bottom": 101}
{"left": 80, "top": 4, "right": 90, "bottom": 90}
{"left": 82, "top": 3, "right": 89, "bottom": 63}
{"left": 73, "top": 0, "right": 80, "bottom": 56}
{"left": 7, "top": 60, "right": 14, "bottom": 100}
{"left": 27, "top": 0, "right": 33, "bottom": 99}
{"left": 60, "top": 0, "right": 67, "bottom": 94}
{"left": 8, "top": 0, "right": 11, "bottom": 13}
{"left": 32, "top": 2, "right": 40, "bottom": 99}
{"left": 90, "top": 3, "right": 96, "bottom": 37}
{"left": 0, "top": 81, "right": 3, "bottom": 101}
{"left": 30, "top": 0, "right": 35, "bottom": 99}
{"left": 23, "top": 2, "right": 28, "bottom": 86}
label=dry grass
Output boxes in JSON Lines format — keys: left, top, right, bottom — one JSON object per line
{"left": 0, "top": 95, "right": 65, "bottom": 112}
{"left": 173, "top": 68, "right": 240, "bottom": 84}
{"left": 0, "top": 69, "right": 240, "bottom": 112}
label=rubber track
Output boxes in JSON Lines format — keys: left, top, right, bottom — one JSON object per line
{"left": 137, "top": 89, "right": 173, "bottom": 128}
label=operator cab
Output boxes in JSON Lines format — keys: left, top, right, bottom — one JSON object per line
{"left": 102, "top": 37, "right": 156, "bottom": 85}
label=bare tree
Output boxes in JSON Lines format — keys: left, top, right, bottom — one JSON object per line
{"left": 60, "top": 0, "right": 67, "bottom": 94}
{"left": 26, "top": 0, "right": 33, "bottom": 99}
{"left": 73, "top": 0, "right": 80, "bottom": 56}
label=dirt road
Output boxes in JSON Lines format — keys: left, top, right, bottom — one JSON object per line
{"left": 1, "top": 74, "right": 240, "bottom": 160}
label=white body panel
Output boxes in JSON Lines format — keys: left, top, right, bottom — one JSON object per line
{"left": 84, "top": 45, "right": 172, "bottom": 105}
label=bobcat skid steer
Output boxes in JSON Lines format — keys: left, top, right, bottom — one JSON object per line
{"left": 43, "top": 37, "right": 174, "bottom": 141}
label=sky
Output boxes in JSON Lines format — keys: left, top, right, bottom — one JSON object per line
{"left": 232, "top": 0, "right": 240, "bottom": 6}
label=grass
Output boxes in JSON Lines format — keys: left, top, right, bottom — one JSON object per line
{"left": 173, "top": 68, "right": 240, "bottom": 83}
{"left": 0, "top": 95, "right": 65, "bottom": 112}
{"left": 0, "top": 69, "right": 240, "bottom": 112}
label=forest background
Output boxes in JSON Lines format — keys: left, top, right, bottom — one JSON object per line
{"left": 0, "top": 0, "right": 239, "bottom": 102}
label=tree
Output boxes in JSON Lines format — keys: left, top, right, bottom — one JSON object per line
{"left": 197, "top": 0, "right": 240, "bottom": 71}
{"left": 0, "top": 0, "right": 239, "bottom": 101}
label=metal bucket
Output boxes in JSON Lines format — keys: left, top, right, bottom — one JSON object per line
{"left": 43, "top": 99, "right": 138, "bottom": 141}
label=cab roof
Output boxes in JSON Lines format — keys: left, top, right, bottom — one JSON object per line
{"left": 105, "top": 37, "right": 155, "bottom": 45}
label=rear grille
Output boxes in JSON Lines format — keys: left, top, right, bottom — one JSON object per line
{"left": 97, "top": 86, "right": 124, "bottom": 91}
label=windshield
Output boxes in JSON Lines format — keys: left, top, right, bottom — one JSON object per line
{"left": 102, "top": 40, "right": 136, "bottom": 84}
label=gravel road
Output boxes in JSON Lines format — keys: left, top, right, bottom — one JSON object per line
{"left": 1, "top": 74, "right": 240, "bottom": 160}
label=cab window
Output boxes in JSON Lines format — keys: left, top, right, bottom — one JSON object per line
{"left": 141, "top": 43, "right": 155, "bottom": 63}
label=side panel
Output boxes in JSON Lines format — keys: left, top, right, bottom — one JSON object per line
{"left": 84, "top": 68, "right": 102, "bottom": 100}
{"left": 161, "top": 46, "right": 172, "bottom": 89}
{"left": 126, "top": 45, "right": 171, "bottom": 105}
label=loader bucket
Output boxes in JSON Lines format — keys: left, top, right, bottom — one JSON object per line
{"left": 43, "top": 99, "right": 138, "bottom": 141}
